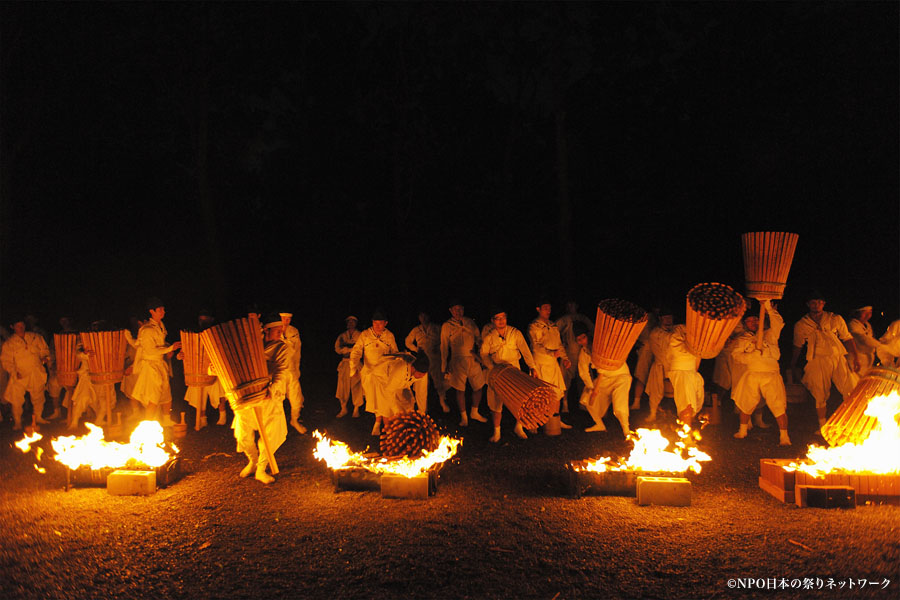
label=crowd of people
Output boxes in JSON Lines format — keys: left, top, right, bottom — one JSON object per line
{"left": 2, "top": 293, "right": 899, "bottom": 485}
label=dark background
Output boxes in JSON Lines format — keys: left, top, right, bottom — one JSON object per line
{"left": 2, "top": 2, "right": 897, "bottom": 347}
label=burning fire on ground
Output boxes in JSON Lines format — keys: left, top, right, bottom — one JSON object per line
{"left": 575, "top": 424, "right": 712, "bottom": 474}
{"left": 313, "top": 430, "right": 461, "bottom": 478}
{"left": 14, "top": 421, "right": 179, "bottom": 472}
{"left": 787, "top": 391, "right": 900, "bottom": 478}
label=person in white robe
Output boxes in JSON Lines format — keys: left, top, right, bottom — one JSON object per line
{"left": 180, "top": 311, "right": 227, "bottom": 429}
{"left": 847, "top": 305, "right": 884, "bottom": 377}
{"left": 575, "top": 324, "right": 631, "bottom": 436}
{"left": 790, "top": 292, "right": 860, "bottom": 433}
{"left": 405, "top": 311, "right": 447, "bottom": 413}
{"left": 350, "top": 310, "right": 399, "bottom": 435}
{"left": 280, "top": 312, "right": 306, "bottom": 434}
{"left": 234, "top": 315, "right": 289, "bottom": 484}
{"left": 480, "top": 309, "right": 537, "bottom": 442}
{"left": 556, "top": 301, "right": 594, "bottom": 410}
{"left": 66, "top": 349, "right": 102, "bottom": 430}
{"left": 529, "top": 301, "right": 571, "bottom": 429}
{"left": 645, "top": 309, "right": 674, "bottom": 423}
{"left": 731, "top": 300, "right": 791, "bottom": 445}
{"left": 382, "top": 353, "right": 430, "bottom": 417}
{"left": 335, "top": 316, "right": 363, "bottom": 418}
{"left": 131, "top": 298, "right": 181, "bottom": 427}
{"left": 1, "top": 319, "right": 51, "bottom": 430}
{"left": 877, "top": 319, "right": 900, "bottom": 368}
{"left": 440, "top": 302, "right": 487, "bottom": 427}
{"left": 665, "top": 324, "right": 704, "bottom": 427}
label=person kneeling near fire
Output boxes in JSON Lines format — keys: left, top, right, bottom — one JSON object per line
{"left": 383, "top": 352, "right": 430, "bottom": 416}
{"left": 574, "top": 324, "right": 631, "bottom": 436}
{"left": 234, "top": 314, "right": 290, "bottom": 484}
{"left": 731, "top": 300, "right": 791, "bottom": 446}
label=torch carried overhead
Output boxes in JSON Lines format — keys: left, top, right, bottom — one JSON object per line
{"left": 741, "top": 231, "right": 799, "bottom": 348}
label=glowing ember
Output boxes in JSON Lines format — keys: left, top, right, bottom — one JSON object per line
{"left": 575, "top": 425, "right": 711, "bottom": 474}
{"left": 788, "top": 392, "right": 900, "bottom": 478}
{"left": 313, "top": 430, "right": 461, "bottom": 478}
{"left": 15, "top": 431, "right": 43, "bottom": 453}
{"left": 51, "top": 421, "right": 177, "bottom": 471}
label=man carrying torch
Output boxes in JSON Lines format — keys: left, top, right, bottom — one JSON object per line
{"left": 235, "top": 315, "right": 290, "bottom": 484}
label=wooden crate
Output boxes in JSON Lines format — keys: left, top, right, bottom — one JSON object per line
{"left": 759, "top": 458, "right": 900, "bottom": 505}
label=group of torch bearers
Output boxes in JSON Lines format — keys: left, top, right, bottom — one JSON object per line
{"left": 4, "top": 232, "right": 900, "bottom": 485}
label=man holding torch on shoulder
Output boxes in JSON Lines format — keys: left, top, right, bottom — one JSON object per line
{"left": 234, "top": 314, "right": 290, "bottom": 485}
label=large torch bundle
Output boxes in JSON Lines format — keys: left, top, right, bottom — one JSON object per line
{"left": 180, "top": 330, "right": 217, "bottom": 387}
{"left": 53, "top": 333, "right": 79, "bottom": 388}
{"left": 199, "top": 315, "right": 269, "bottom": 411}
{"left": 591, "top": 299, "right": 648, "bottom": 371}
{"left": 80, "top": 330, "right": 127, "bottom": 384}
{"left": 685, "top": 282, "right": 746, "bottom": 359}
{"left": 821, "top": 366, "right": 900, "bottom": 447}
{"left": 200, "top": 315, "right": 278, "bottom": 474}
{"left": 741, "top": 231, "right": 799, "bottom": 347}
{"left": 380, "top": 412, "right": 442, "bottom": 458}
{"left": 488, "top": 364, "right": 556, "bottom": 429}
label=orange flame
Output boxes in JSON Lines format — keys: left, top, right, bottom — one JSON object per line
{"left": 51, "top": 421, "right": 177, "bottom": 470}
{"left": 788, "top": 391, "right": 900, "bottom": 477}
{"left": 312, "top": 430, "right": 461, "bottom": 478}
{"left": 575, "top": 424, "right": 712, "bottom": 474}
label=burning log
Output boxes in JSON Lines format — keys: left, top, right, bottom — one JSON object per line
{"left": 380, "top": 412, "right": 441, "bottom": 458}
{"left": 821, "top": 367, "right": 900, "bottom": 447}
{"left": 760, "top": 392, "right": 900, "bottom": 505}
{"left": 314, "top": 430, "right": 461, "bottom": 494}
{"left": 487, "top": 364, "right": 555, "bottom": 429}
{"left": 591, "top": 299, "right": 648, "bottom": 371}
{"left": 54, "top": 333, "right": 79, "bottom": 388}
{"left": 741, "top": 231, "right": 799, "bottom": 348}
{"left": 685, "top": 282, "right": 746, "bottom": 359}
{"left": 568, "top": 425, "right": 710, "bottom": 497}
{"left": 180, "top": 330, "right": 217, "bottom": 387}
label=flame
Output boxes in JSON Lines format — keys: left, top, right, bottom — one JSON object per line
{"left": 788, "top": 392, "right": 900, "bottom": 477}
{"left": 313, "top": 430, "right": 461, "bottom": 478}
{"left": 576, "top": 424, "right": 712, "bottom": 474}
{"left": 51, "top": 421, "right": 176, "bottom": 470}
{"left": 15, "top": 431, "right": 43, "bottom": 453}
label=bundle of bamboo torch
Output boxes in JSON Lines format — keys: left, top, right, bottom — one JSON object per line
{"left": 380, "top": 412, "right": 442, "bottom": 458}
{"left": 54, "top": 333, "right": 79, "bottom": 387}
{"left": 80, "top": 330, "right": 127, "bottom": 384}
{"left": 591, "top": 299, "right": 648, "bottom": 371}
{"left": 488, "top": 364, "right": 555, "bottom": 429}
{"left": 685, "top": 282, "right": 746, "bottom": 359}
{"left": 821, "top": 366, "right": 900, "bottom": 447}
{"left": 199, "top": 315, "right": 269, "bottom": 411}
{"left": 180, "top": 330, "right": 217, "bottom": 387}
{"left": 741, "top": 231, "right": 799, "bottom": 300}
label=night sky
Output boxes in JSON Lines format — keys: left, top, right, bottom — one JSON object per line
{"left": 2, "top": 2, "right": 897, "bottom": 349}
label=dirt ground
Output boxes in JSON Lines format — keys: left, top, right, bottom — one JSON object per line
{"left": 1, "top": 376, "right": 898, "bottom": 600}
